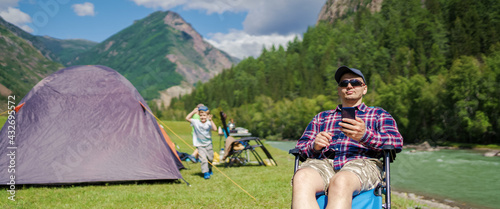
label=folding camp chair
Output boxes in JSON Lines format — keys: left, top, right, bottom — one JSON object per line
{"left": 224, "top": 136, "right": 264, "bottom": 166}
{"left": 220, "top": 111, "right": 277, "bottom": 167}
{"left": 290, "top": 145, "right": 398, "bottom": 209}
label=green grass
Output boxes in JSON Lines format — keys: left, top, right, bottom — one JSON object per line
{"left": 0, "top": 116, "right": 6, "bottom": 128}
{"left": 0, "top": 119, "right": 433, "bottom": 208}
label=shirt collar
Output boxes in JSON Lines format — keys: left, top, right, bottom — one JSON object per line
{"left": 335, "top": 103, "right": 367, "bottom": 112}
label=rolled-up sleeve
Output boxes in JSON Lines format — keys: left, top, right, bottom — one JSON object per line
{"left": 360, "top": 110, "right": 403, "bottom": 151}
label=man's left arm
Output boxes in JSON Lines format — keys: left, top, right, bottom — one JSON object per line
{"left": 359, "top": 111, "right": 403, "bottom": 151}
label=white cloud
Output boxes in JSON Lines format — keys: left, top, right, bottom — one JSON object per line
{"left": 0, "top": 0, "right": 19, "bottom": 11}
{"left": 72, "top": 2, "right": 95, "bottom": 17}
{"left": 131, "top": 0, "right": 323, "bottom": 34}
{"left": 133, "top": 0, "right": 324, "bottom": 58}
{"left": 131, "top": 0, "right": 247, "bottom": 14}
{"left": 242, "top": 0, "right": 325, "bottom": 35}
{"left": 205, "top": 30, "right": 300, "bottom": 59}
{"left": 131, "top": 0, "right": 186, "bottom": 10}
{"left": 0, "top": 7, "right": 33, "bottom": 33}
{"left": 181, "top": 0, "right": 249, "bottom": 14}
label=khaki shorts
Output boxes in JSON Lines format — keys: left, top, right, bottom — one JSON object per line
{"left": 293, "top": 158, "right": 383, "bottom": 195}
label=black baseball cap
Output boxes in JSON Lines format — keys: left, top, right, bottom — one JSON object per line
{"left": 335, "top": 66, "right": 366, "bottom": 84}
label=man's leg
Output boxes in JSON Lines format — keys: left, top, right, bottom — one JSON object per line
{"left": 292, "top": 167, "right": 325, "bottom": 209}
{"left": 326, "top": 171, "right": 362, "bottom": 209}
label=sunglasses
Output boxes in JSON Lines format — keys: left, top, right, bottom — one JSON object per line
{"left": 338, "top": 79, "right": 365, "bottom": 87}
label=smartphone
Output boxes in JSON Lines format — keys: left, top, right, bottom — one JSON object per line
{"left": 341, "top": 107, "right": 356, "bottom": 121}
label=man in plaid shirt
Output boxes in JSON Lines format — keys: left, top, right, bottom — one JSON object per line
{"left": 291, "top": 66, "right": 403, "bottom": 209}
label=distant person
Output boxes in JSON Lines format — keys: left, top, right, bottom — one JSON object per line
{"left": 228, "top": 118, "right": 235, "bottom": 131}
{"left": 186, "top": 105, "right": 217, "bottom": 179}
{"left": 291, "top": 66, "right": 403, "bottom": 208}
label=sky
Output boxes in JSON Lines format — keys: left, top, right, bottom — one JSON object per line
{"left": 0, "top": 0, "right": 326, "bottom": 59}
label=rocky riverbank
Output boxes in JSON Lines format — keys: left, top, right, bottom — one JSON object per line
{"left": 393, "top": 191, "right": 460, "bottom": 209}
{"left": 405, "top": 141, "right": 500, "bottom": 157}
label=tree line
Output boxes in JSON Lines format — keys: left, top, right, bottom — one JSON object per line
{"left": 161, "top": 0, "right": 500, "bottom": 144}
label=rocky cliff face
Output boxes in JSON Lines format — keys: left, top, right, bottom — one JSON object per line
{"left": 163, "top": 12, "right": 235, "bottom": 84}
{"left": 317, "top": 0, "right": 384, "bottom": 24}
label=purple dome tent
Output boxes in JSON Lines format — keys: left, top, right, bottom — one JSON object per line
{"left": 0, "top": 65, "right": 184, "bottom": 184}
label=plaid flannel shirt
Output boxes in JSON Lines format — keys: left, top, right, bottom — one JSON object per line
{"left": 296, "top": 103, "right": 403, "bottom": 170}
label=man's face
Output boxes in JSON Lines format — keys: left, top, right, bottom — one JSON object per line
{"left": 337, "top": 73, "right": 367, "bottom": 102}
{"left": 199, "top": 111, "right": 208, "bottom": 123}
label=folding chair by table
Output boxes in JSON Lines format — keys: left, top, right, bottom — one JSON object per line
{"left": 220, "top": 111, "right": 277, "bottom": 167}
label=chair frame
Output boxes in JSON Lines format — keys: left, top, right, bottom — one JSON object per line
{"left": 289, "top": 145, "right": 397, "bottom": 209}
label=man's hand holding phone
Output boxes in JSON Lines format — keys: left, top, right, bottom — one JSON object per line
{"left": 340, "top": 107, "right": 366, "bottom": 142}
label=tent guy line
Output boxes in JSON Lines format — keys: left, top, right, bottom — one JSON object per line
{"left": 1, "top": 109, "right": 9, "bottom": 116}
{"left": 143, "top": 106, "right": 258, "bottom": 202}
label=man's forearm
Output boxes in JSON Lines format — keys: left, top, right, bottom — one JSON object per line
{"left": 359, "top": 114, "right": 403, "bottom": 150}
{"left": 296, "top": 137, "right": 321, "bottom": 158}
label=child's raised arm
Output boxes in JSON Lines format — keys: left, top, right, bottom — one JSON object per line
{"left": 185, "top": 108, "right": 198, "bottom": 122}
{"left": 208, "top": 114, "right": 217, "bottom": 131}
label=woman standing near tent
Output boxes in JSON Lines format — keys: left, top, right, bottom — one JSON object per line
{"left": 186, "top": 105, "right": 217, "bottom": 179}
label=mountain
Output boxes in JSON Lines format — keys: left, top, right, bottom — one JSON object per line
{"left": 70, "top": 11, "right": 239, "bottom": 102}
{"left": 317, "top": 0, "right": 383, "bottom": 23}
{"left": 37, "top": 36, "right": 98, "bottom": 65}
{"left": 0, "top": 17, "right": 96, "bottom": 65}
{"left": 0, "top": 21, "right": 63, "bottom": 109}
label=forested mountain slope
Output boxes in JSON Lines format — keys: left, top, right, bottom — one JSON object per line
{"left": 0, "top": 23, "right": 63, "bottom": 111}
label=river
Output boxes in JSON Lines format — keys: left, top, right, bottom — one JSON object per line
{"left": 266, "top": 141, "right": 500, "bottom": 209}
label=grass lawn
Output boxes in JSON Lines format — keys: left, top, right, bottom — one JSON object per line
{"left": 0, "top": 118, "right": 429, "bottom": 208}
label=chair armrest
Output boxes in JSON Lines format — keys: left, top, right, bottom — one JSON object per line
{"left": 289, "top": 148, "right": 303, "bottom": 172}
{"left": 289, "top": 148, "right": 310, "bottom": 163}
{"left": 289, "top": 148, "right": 300, "bottom": 156}
{"left": 382, "top": 145, "right": 399, "bottom": 163}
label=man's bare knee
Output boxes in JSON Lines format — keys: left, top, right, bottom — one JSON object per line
{"left": 293, "top": 168, "right": 317, "bottom": 186}
{"left": 292, "top": 168, "right": 324, "bottom": 209}
{"left": 293, "top": 168, "right": 325, "bottom": 192}
{"left": 329, "top": 171, "right": 361, "bottom": 194}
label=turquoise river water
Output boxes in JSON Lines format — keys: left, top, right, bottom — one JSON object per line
{"left": 266, "top": 141, "right": 500, "bottom": 209}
